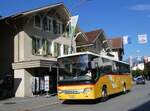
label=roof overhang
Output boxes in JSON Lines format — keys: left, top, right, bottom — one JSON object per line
{"left": 0, "top": 3, "right": 70, "bottom": 21}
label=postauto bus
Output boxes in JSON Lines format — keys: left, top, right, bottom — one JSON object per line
{"left": 57, "top": 52, "right": 132, "bottom": 101}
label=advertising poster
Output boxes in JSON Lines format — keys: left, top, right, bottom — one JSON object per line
{"left": 44, "top": 76, "right": 49, "bottom": 92}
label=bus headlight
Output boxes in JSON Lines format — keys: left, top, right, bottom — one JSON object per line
{"left": 58, "top": 90, "right": 63, "bottom": 94}
{"left": 83, "top": 88, "right": 92, "bottom": 94}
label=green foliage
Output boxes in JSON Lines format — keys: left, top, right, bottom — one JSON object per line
{"left": 131, "top": 69, "right": 142, "bottom": 77}
{"left": 132, "top": 67, "right": 150, "bottom": 77}
{"left": 143, "top": 67, "right": 149, "bottom": 76}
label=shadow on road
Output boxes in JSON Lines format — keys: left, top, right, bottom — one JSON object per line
{"left": 128, "top": 100, "right": 150, "bottom": 111}
{"left": 62, "top": 98, "right": 102, "bottom": 105}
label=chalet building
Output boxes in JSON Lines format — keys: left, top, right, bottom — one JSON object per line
{"left": 76, "top": 29, "right": 109, "bottom": 54}
{"left": 107, "top": 37, "right": 124, "bottom": 61}
{"left": 0, "top": 3, "right": 86, "bottom": 97}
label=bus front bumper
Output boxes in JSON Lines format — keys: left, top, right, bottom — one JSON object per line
{"left": 57, "top": 87, "right": 95, "bottom": 100}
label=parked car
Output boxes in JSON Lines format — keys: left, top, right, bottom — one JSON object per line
{"left": 135, "top": 77, "right": 146, "bottom": 84}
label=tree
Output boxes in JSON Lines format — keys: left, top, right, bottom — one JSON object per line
{"left": 131, "top": 69, "right": 142, "bottom": 77}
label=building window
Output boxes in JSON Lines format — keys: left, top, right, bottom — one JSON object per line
{"left": 32, "top": 36, "right": 40, "bottom": 55}
{"left": 43, "top": 16, "right": 53, "bottom": 32}
{"left": 54, "top": 42, "right": 61, "bottom": 57}
{"left": 53, "top": 19, "right": 62, "bottom": 34}
{"left": 53, "top": 20, "right": 57, "bottom": 34}
{"left": 57, "top": 21, "right": 62, "bottom": 34}
{"left": 47, "top": 17, "right": 52, "bottom": 32}
{"left": 43, "top": 17, "right": 48, "bottom": 31}
{"left": 32, "top": 36, "right": 50, "bottom": 56}
{"left": 47, "top": 41, "right": 52, "bottom": 55}
{"left": 67, "top": 25, "right": 70, "bottom": 38}
{"left": 42, "top": 39, "right": 47, "bottom": 55}
{"left": 34, "top": 15, "right": 42, "bottom": 29}
{"left": 63, "top": 44, "right": 69, "bottom": 55}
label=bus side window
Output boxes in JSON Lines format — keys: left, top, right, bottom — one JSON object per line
{"left": 94, "top": 64, "right": 100, "bottom": 80}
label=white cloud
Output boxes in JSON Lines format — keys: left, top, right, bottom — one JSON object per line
{"left": 130, "top": 4, "right": 150, "bottom": 11}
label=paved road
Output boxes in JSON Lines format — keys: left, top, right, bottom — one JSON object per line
{"left": 0, "top": 96, "right": 59, "bottom": 111}
{"left": 34, "top": 81, "right": 150, "bottom": 111}
{"left": 0, "top": 81, "right": 150, "bottom": 111}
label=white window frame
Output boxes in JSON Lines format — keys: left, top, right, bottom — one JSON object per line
{"left": 47, "top": 40, "right": 52, "bottom": 55}
{"left": 32, "top": 35, "right": 41, "bottom": 55}
{"left": 34, "top": 15, "right": 42, "bottom": 30}
{"left": 53, "top": 42, "right": 61, "bottom": 57}
{"left": 63, "top": 44, "right": 69, "bottom": 55}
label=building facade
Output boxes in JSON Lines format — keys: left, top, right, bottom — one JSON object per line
{"left": 76, "top": 29, "right": 109, "bottom": 54}
{"left": 0, "top": 3, "right": 85, "bottom": 97}
{"left": 107, "top": 37, "right": 124, "bottom": 61}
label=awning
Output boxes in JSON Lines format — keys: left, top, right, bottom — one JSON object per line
{"left": 12, "top": 59, "right": 57, "bottom": 70}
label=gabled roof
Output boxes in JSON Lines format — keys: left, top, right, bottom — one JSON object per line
{"left": 0, "top": 2, "right": 69, "bottom": 21}
{"left": 107, "top": 37, "right": 123, "bottom": 49}
{"left": 76, "top": 29, "right": 103, "bottom": 46}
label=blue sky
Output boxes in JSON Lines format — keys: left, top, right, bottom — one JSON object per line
{"left": 0, "top": 0, "right": 150, "bottom": 60}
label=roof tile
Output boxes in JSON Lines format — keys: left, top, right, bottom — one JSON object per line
{"left": 107, "top": 37, "right": 123, "bottom": 49}
{"left": 76, "top": 29, "right": 103, "bottom": 46}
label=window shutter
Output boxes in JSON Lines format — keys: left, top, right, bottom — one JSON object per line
{"left": 54, "top": 43, "right": 57, "bottom": 57}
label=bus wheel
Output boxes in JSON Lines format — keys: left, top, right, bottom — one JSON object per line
{"left": 123, "top": 84, "right": 126, "bottom": 94}
{"left": 101, "top": 86, "right": 108, "bottom": 102}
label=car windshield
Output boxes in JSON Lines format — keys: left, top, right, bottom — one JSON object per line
{"left": 137, "top": 78, "right": 143, "bottom": 80}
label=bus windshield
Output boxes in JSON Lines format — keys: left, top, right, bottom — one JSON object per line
{"left": 58, "top": 54, "right": 95, "bottom": 81}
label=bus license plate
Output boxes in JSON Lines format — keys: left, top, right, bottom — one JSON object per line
{"left": 68, "top": 95, "right": 75, "bottom": 99}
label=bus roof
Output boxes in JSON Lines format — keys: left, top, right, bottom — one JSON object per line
{"left": 58, "top": 51, "right": 129, "bottom": 65}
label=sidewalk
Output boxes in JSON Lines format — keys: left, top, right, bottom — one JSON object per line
{"left": 0, "top": 95, "right": 59, "bottom": 111}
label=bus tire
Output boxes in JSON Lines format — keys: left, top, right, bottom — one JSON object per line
{"left": 123, "top": 83, "right": 126, "bottom": 94}
{"left": 101, "top": 86, "right": 108, "bottom": 102}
